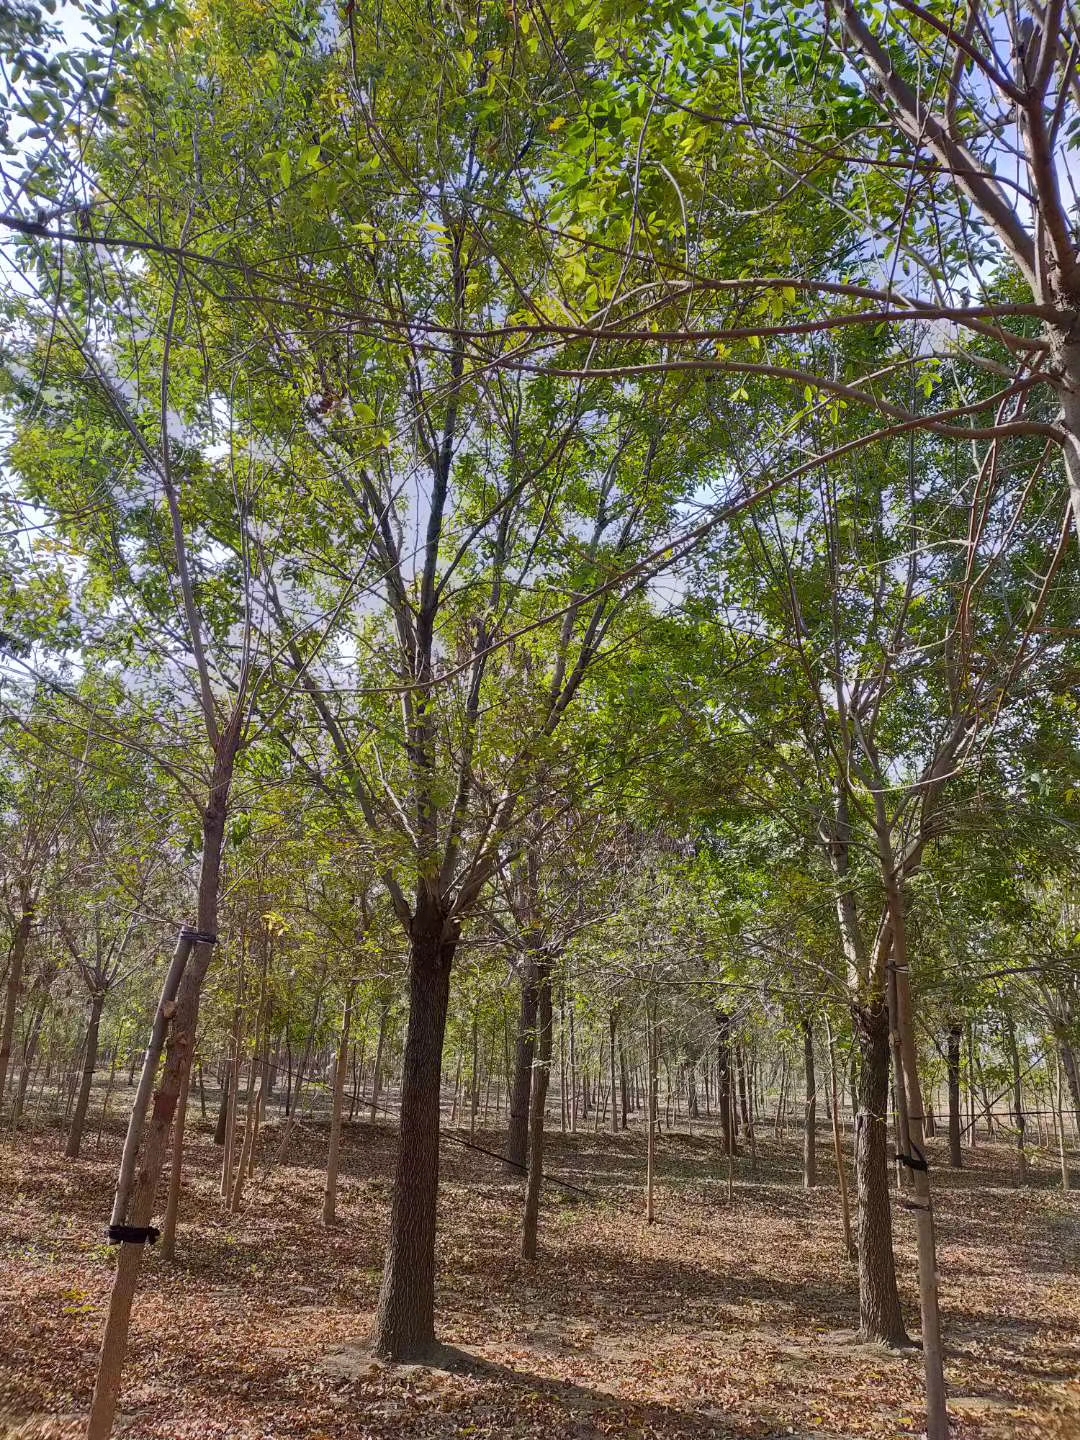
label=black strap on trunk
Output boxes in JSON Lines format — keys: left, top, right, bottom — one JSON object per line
{"left": 107, "top": 1224, "right": 160, "bottom": 1245}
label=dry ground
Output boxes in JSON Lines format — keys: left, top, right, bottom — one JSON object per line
{"left": 1, "top": 1107, "right": 1078, "bottom": 1440}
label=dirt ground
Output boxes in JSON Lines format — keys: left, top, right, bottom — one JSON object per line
{"left": 1, "top": 1109, "right": 1078, "bottom": 1440}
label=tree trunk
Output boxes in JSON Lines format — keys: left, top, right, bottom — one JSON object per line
{"left": 1054, "top": 1056, "right": 1070, "bottom": 1191}
{"left": 160, "top": 1057, "right": 190, "bottom": 1261}
{"left": 521, "top": 959, "right": 553, "bottom": 1259}
{"left": 369, "top": 997, "right": 390, "bottom": 1122}
{"left": 568, "top": 995, "right": 577, "bottom": 1133}
{"left": 213, "top": 1066, "right": 230, "bottom": 1145}
{"left": 323, "top": 982, "right": 355, "bottom": 1226}
{"left": 883, "top": 895, "right": 946, "bottom": 1440}
{"left": 66, "top": 990, "right": 105, "bottom": 1160}
{"left": 372, "top": 908, "right": 456, "bottom": 1361}
{"left": 803, "top": 1016, "right": 817, "bottom": 1190}
{"left": 716, "top": 1009, "right": 733, "bottom": 1157}
{"left": 618, "top": 1034, "right": 629, "bottom": 1128}
{"left": 946, "top": 1023, "right": 963, "bottom": 1169}
{"left": 645, "top": 1007, "right": 657, "bottom": 1224}
{"left": 0, "top": 901, "right": 34, "bottom": 1111}
{"left": 608, "top": 1010, "right": 619, "bottom": 1135}
{"left": 1006, "top": 1016, "right": 1026, "bottom": 1187}
{"left": 852, "top": 1000, "right": 907, "bottom": 1346}
{"left": 469, "top": 1003, "right": 479, "bottom": 1141}
{"left": 826, "top": 1016, "right": 854, "bottom": 1260}
{"left": 87, "top": 749, "right": 232, "bottom": 1440}
{"left": 1058, "top": 1033, "right": 1080, "bottom": 1136}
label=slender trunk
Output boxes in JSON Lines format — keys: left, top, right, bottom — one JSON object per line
{"left": 66, "top": 991, "right": 105, "bottom": 1160}
{"left": 469, "top": 1003, "right": 479, "bottom": 1141}
{"left": 160, "top": 1058, "right": 190, "bottom": 1261}
{"left": 618, "top": 1035, "right": 629, "bottom": 1128}
{"left": 568, "top": 995, "right": 577, "bottom": 1133}
{"left": 803, "top": 1016, "right": 817, "bottom": 1190}
{"left": 323, "top": 983, "right": 355, "bottom": 1226}
{"left": 521, "top": 958, "right": 553, "bottom": 1260}
{"left": 369, "top": 998, "right": 389, "bottom": 1123}
{"left": 716, "top": 1009, "right": 733, "bottom": 1157}
{"left": 946, "top": 1023, "right": 963, "bottom": 1169}
{"left": 826, "top": 1017, "right": 854, "bottom": 1260}
{"left": 882, "top": 868, "right": 946, "bottom": 1440}
{"left": 213, "top": 1066, "right": 230, "bottom": 1146}
{"left": 645, "top": 1007, "right": 657, "bottom": 1224}
{"left": 737, "top": 1046, "right": 750, "bottom": 1130}
{"left": 15, "top": 989, "right": 48, "bottom": 1126}
{"left": 372, "top": 907, "right": 457, "bottom": 1361}
{"left": 95, "top": 1034, "right": 122, "bottom": 1150}
{"left": 1058, "top": 1034, "right": 1080, "bottom": 1136}
{"left": 608, "top": 1010, "right": 619, "bottom": 1136}
{"left": 0, "top": 901, "right": 35, "bottom": 1110}
{"left": 1054, "top": 1056, "right": 1070, "bottom": 1191}
{"left": 1006, "top": 1017, "right": 1026, "bottom": 1187}
{"left": 88, "top": 751, "right": 232, "bottom": 1440}
{"left": 220, "top": 1006, "right": 243, "bottom": 1202}
{"left": 852, "top": 1000, "right": 907, "bottom": 1346}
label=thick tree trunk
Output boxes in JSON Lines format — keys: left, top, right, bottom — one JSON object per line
{"left": 372, "top": 909, "right": 456, "bottom": 1361}
{"left": 0, "top": 901, "right": 34, "bottom": 1111}
{"left": 323, "top": 982, "right": 355, "bottom": 1226}
{"left": 803, "top": 1017, "right": 817, "bottom": 1189}
{"left": 521, "top": 959, "right": 553, "bottom": 1260}
{"left": 947, "top": 1023, "right": 963, "bottom": 1169}
{"left": 66, "top": 990, "right": 105, "bottom": 1160}
{"left": 852, "top": 1001, "right": 907, "bottom": 1346}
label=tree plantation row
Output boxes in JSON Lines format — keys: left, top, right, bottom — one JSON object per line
{"left": 1, "top": 0, "right": 1080, "bottom": 1436}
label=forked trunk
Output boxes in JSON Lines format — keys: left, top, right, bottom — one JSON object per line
{"left": 372, "top": 909, "right": 456, "bottom": 1361}
{"left": 852, "top": 1001, "right": 907, "bottom": 1346}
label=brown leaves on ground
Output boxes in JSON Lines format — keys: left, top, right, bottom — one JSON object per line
{"left": 0, "top": 1113, "right": 1078, "bottom": 1440}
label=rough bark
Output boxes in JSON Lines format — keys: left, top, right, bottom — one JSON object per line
{"left": 852, "top": 1001, "right": 908, "bottom": 1346}
{"left": 372, "top": 907, "right": 457, "bottom": 1360}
